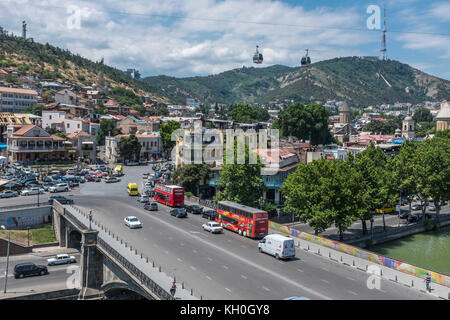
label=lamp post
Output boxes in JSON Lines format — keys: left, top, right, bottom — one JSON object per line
{"left": 89, "top": 210, "right": 92, "bottom": 230}
{"left": 27, "top": 226, "right": 30, "bottom": 247}
{"left": 1, "top": 225, "right": 10, "bottom": 294}
{"left": 370, "top": 217, "right": 374, "bottom": 241}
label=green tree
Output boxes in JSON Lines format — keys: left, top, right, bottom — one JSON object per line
{"left": 24, "top": 103, "right": 45, "bottom": 116}
{"left": 215, "top": 139, "right": 264, "bottom": 208}
{"left": 230, "top": 104, "right": 269, "bottom": 123}
{"left": 413, "top": 108, "right": 433, "bottom": 123}
{"left": 160, "top": 120, "right": 181, "bottom": 151}
{"left": 435, "top": 129, "right": 450, "bottom": 139}
{"left": 273, "top": 103, "right": 332, "bottom": 145}
{"left": 97, "top": 119, "right": 121, "bottom": 145}
{"left": 156, "top": 106, "right": 169, "bottom": 116}
{"left": 118, "top": 134, "right": 142, "bottom": 161}
{"left": 172, "top": 164, "right": 211, "bottom": 196}
{"left": 94, "top": 101, "right": 106, "bottom": 114}
{"left": 131, "top": 104, "right": 147, "bottom": 116}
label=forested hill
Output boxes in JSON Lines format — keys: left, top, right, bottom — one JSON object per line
{"left": 0, "top": 29, "right": 170, "bottom": 103}
{"left": 144, "top": 57, "right": 450, "bottom": 106}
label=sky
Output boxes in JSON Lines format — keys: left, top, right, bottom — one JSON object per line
{"left": 0, "top": 0, "right": 449, "bottom": 80}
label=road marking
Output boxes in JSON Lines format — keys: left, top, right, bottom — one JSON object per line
{"left": 225, "top": 287, "right": 231, "bottom": 293}
{"left": 180, "top": 242, "right": 185, "bottom": 246}
{"left": 240, "top": 274, "right": 247, "bottom": 279}
{"left": 206, "top": 275, "right": 212, "bottom": 280}
{"left": 207, "top": 257, "right": 213, "bottom": 262}
{"left": 190, "top": 266, "right": 196, "bottom": 270}
{"left": 346, "top": 276, "right": 355, "bottom": 281}
{"left": 296, "top": 268, "right": 304, "bottom": 273}
{"left": 164, "top": 250, "right": 169, "bottom": 254}
{"left": 262, "top": 286, "right": 271, "bottom": 291}
{"left": 177, "top": 258, "right": 183, "bottom": 262}
{"left": 223, "top": 265, "right": 229, "bottom": 269}
{"left": 348, "top": 290, "right": 358, "bottom": 296}
{"left": 278, "top": 261, "right": 285, "bottom": 264}
{"left": 189, "top": 231, "right": 200, "bottom": 234}
{"left": 321, "top": 279, "right": 329, "bottom": 284}
{"left": 321, "top": 267, "right": 329, "bottom": 272}
{"left": 227, "top": 240, "right": 232, "bottom": 243}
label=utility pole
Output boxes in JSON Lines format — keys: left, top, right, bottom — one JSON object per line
{"left": 1, "top": 226, "right": 10, "bottom": 294}
{"left": 380, "top": 7, "right": 387, "bottom": 60}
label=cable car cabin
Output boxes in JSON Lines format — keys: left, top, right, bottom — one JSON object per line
{"left": 301, "top": 49, "right": 311, "bottom": 67}
{"left": 253, "top": 45, "right": 263, "bottom": 64}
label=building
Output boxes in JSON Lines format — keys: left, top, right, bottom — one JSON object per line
{"left": 104, "top": 133, "right": 162, "bottom": 164}
{"left": 66, "top": 131, "right": 96, "bottom": 163}
{"left": 0, "top": 113, "right": 34, "bottom": 143}
{"left": 339, "top": 101, "right": 351, "bottom": 124}
{"left": 0, "top": 87, "right": 38, "bottom": 112}
{"left": 54, "top": 89, "right": 78, "bottom": 105}
{"left": 6, "top": 124, "right": 67, "bottom": 164}
{"left": 118, "top": 116, "right": 160, "bottom": 134}
{"left": 124, "top": 69, "right": 141, "bottom": 80}
{"left": 42, "top": 111, "right": 90, "bottom": 134}
{"left": 436, "top": 101, "right": 450, "bottom": 132}
{"left": 402, "top": 114, "right": 415, "bottom": 139}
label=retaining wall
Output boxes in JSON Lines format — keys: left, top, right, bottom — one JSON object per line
{"left": 0, "top": 206, "right": 52, "bottom": 229}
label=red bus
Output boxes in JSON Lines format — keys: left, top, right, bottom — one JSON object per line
{"left": 153, "top": 184, "right": 184, "bottom": 207}
{"left": 216, "top": 201, "right": 268, "bottom": 239}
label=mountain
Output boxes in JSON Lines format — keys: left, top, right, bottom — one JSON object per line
{"left": 143, "top": 56, "right": 450, "bottom": 106}
{"left": 0, "top": 29, "right": 170, "bottom": 103}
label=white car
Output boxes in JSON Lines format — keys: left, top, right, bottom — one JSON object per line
{"left": 47, "top": 254, "right": 76, "bottom": 266}
{"left": 0, "top": 190, "right": 19, "bottom": 198}
{"left": 202, "top": 221, "right": 223, "bottom": 234}
{"left": 49, "top": 183, "right": 69, "bottom": 193}
{"left": 124, "top": 216, "right": 142, "bottom": 229}
{"left": 429, "top": 203, "right": 436, "bottom": 211}
{"left": 21, "top": 187, "right": 45, "bottom": 196}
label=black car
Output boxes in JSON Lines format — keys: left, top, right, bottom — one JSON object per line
{"left": 202, "top": 209, "right": 218, "bottom": 220}
{"left": 48, "top": 195, "right": 74, "bottom": 205}
{"left": 399, "top": 210, "right": 410, "bottom": 219}
{"left": 185, "top": 205, "right": 203, "bottom": 214}
{"left": 170, "top": 208, "right": 187, "bottom": 218}
{"left": 407, "top": 214, "right": 420, "bottom": 223}
{"left": 14, "top": 263, "right": 48, "bottom": 279}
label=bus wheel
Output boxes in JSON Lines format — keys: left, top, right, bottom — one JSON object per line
{"left": 243, "top": 230, "right": 247, "bottom": 237}
{"left": 238, "top": 229, "right": 242, "bottom": 236}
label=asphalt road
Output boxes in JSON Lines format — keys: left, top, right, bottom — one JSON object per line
{"left": 66, "top": 165, "right": 434, "bottom": 300}
{"left": 0, "top": 252, "right": 81, "bottom": 295}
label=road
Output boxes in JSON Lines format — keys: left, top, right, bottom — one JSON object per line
{"left": 68, "top": 165, "right": 433, "bottom": 300}
{"left": 0, "top": 252, "right": 80, "bottom": 295}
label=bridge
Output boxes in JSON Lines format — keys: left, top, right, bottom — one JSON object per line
{"left": 52, "top": 201, "right": 196, "bottom": 300}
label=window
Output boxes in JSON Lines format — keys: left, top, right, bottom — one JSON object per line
{"left": 67, "top": 123, "right": 70, "bottom": 128}
{"left": 49, "top": 115, "right": 52, "bottom": 120}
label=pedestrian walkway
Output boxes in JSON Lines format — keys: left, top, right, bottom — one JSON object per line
{"left": 32, "top": 246, "right": 79, "bottom": 258}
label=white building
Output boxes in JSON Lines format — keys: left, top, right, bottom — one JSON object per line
{"left": 104, "top": 133, "right": 162, "bottom": 164}
{"left": 42, "top": 110, "right": 90, "bottom": 134}
{"left": 0, "top": 87, "right": 38, "bottom": 112}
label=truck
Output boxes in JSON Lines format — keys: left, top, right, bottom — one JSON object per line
{"left": 258, "top": 234, "right": 295, "bottom": 260}
{"left": 113, "top": 165, "right": 123, "bottom": 176}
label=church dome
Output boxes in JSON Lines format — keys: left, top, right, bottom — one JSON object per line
{"left": 437, "top": 101, "right": 450, "bottom": 120}
{"left": 339, "top": 101, "right": 350, "bottom": 112}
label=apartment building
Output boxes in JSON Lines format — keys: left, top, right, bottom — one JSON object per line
{"left": 0, "top": 87, "right": 38, "bottom": 112}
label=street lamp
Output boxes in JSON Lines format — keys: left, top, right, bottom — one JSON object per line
{"left": 89, "top": 210, "right": 93, "bottom": 230}
{"left": 1, "top": 225, "right": 10, "bottom": 294}
{"left": 370, "top": 217, "right": 374, "bottom": 240}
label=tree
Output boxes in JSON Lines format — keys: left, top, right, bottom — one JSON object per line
{"left": 156, "top": 106, "right": 169, "bottom": 116}
{"left": 413, "top": 108, "right": 433, "bottom": 123}
{"left": 364, "top": 116, "right": 403, "bottom": 135}
{"left": 131, "top": 104, "right": 147, "bottom": 116}
{"left": 230, "top": 104, "right": 269, "bottom": 124}
{"left": 97, "top": 119, "right": 121, "bottom": 145}
{"left": 172, "top": 164, "right": 211, "bottom": 196}
{"left": 94, "top": 101, "right": 106, "bottom": 114}
{"left": 160, "top": 120, "right": 181, "bottom": 151}
{"left": 118, "top": 135, "right": 141, "bottom": 161}
{"left": 215, "top": 138, "right": 264, "bottom": 208}
{"left": 24, "top": 103, "right": 45, "bottom": 116}
{"left": 435, "top": 129, "right": 450, "bottom": 139}
{"left": 273, "top": 103, "right": 332, "bottom": 145}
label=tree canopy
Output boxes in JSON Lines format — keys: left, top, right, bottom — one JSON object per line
{"left": 413, "top": 108, "right": 433, "bottom": 123}
{"left": 172, "top": 164, "right": 211, "bottom": 196}
{"left": 160, "top": 120, "right": 181, "bottom": 150}
{"left": 230, "top": 104, "right": 269, "bottom": 124}
{"left": 118, "top": 134, "right": 142, "bottom": 161}
{"left": 97, "top": 119, "right": 121, "bottom": 145}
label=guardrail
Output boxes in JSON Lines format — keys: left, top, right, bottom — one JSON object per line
{"left": 0, "top": 203, "right": 47, "bottom": 212}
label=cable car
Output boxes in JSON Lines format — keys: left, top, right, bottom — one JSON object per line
{"left": 301, "top": 48, "right": 311, "bottom": 67}
{"left": 253, "top": 45, "right": 263, "bottom": 64}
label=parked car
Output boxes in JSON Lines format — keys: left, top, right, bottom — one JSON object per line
{"left": 67, "top": 169, "right": 77, "bottom": 175}
{"left": 407, "top": 214, "right": 420, "bottom": 223}
{"left": 144, "top": 201, "right": 158, "bottom": 211}
{"left": 48, "top": 195, "right": 74, "bottom": 205}
{"left": 202, "top": 221, "right": 223, "bottom": 233}
{"left": 21, "top": 187, "right": 45, "bottom": 196}
{"left": 137, "top": 194, "right": 149, "bottom": 203}
{"left": 399, "top": 210, "right": 410, "bottom": 219}
{"left": 202, "top": 209, "right": 218, "bottom": 220}
{"left": 41, "top": 176, "right": 52, "bottom": 182}
{"left": 14, "top": 263, "right": 48, "bottom": 279}
{"left": 41, "top": 182, "right": 55, "bottom": 191}
{"left": 124, "top": 216, "right": 142, "bottom": 229}
{"left": 428, "top": 203, "right": 436, "bottom": 211}
{"left": 105, "top": 177, "right": 120, "bottom": 183}
{"left": 417, "top": 212, "right": 432, "bottom": 220}
{"left": 85, "top": 174, "right": 101, "bottom": 182}
{"left": 185, "top": 205, "right": 203, "bottom": 214}
{"left": 411, "top": 204, "right": 422, "bottom": 211}
{"left": 0, "top": 190, "right": 19, "bottom": 198}
{"left": 47, "top": 254, "right": 76, "bottom": 266}
{"left": 170, "top": 208, "right": 187, "bottom": 218}
{"left": 142, "top": 172, "right": 150, "bottom": 178}
{"left": 70, "top": 177, "right": 86, "bottom": 183}
{"left": 48, "top": 183, "right": 69, "bottom": 193}
{"left": 258, "top": 234, "right": 295, "bottom": 260}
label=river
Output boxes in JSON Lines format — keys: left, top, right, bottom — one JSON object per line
{"left": 369, "top": 225, "right": 450, "bottom": 275}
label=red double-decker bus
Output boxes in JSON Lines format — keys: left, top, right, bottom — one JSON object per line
{"left": 216, "top": 201, "right": 268, "bottom": 239}
{"left": 153, "top": 184, "right": 184, "bottom": 207}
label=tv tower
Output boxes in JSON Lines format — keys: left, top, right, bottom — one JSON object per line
{"left": 22, "top": 20, "right": 27, "bottom": 40}
{"left": 380, "top": 7, "right": 386, "bottom": 60}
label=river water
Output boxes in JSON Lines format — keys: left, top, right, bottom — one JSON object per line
{"left": 369, "top": 225, "right": 450, "bottom": 275}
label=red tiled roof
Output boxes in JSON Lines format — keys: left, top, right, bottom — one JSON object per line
{"left": 12, "top": 124, "right": 36, "bottom": 136}
{"left": 66, "top": 131, "right": 90, "bottom": 139}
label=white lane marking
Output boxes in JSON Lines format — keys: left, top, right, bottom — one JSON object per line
{"left": 177, "top": 258, "right": 183, "bottom": 262}
{"left": 189, "top": 231, "right": 200, "bottom": 234}
{"left": 225, "top": 287, "right": 231, "bottom": 293}
{"left": 124, "top": 204, "right": 333, "bottom": 300}
{"left": 241, "top": 274, "right": 247, "bottom": 279}
{"left": 262, "top": 286, "right": 271, "bottom": 291}
{"left": 321, "top": 267, "right": 329, "bottom": 272}
{"left": 296, "top": 268, "right": 304, "bottom": 273}
{"left": 207, "top": 257, "right": 213, "bottom": 262}
{"left": 348, "top": 290, "right": 358, "bottom": 296}
{"left": 346, "top": 276, "right": 355, "bottom": 281}
{"left": 223, "top": 265, "right": 229, "bottom": 269}
{"left": 190, "top": 266, "right": 196, "bottom": 270}
{"left": 321, "top": 279, "right": 329, "bottom": 284}
{"left": 379, "top": 289, "right": 387, "bottom": 293}
{"left": 206, "top": 275, "right": 212, "bottom": 280}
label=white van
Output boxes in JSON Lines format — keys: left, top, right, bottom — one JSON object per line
{"left": 258, "top": 234, "right": 295, "bottom": 260}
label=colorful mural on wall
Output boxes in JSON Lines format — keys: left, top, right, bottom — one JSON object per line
{"left": 269, "top": 221, "right": 450, "bottom": 288}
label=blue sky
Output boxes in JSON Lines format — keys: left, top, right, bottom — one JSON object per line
{"left": 0, "top": 0, "right": 449, "bottom": 80}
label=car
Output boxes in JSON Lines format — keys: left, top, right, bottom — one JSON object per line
{"left": 144, "top": 201, "right": 158, "bottom": 211}
{"left": 428, "top": 203, "right": 436, "bottom": 211}
{"left": 258, "top": 234, "right": 296, "bottom": 260}
{"left": 186, "top": 205, "right": 203, "bottom": 214}
{"left": 105, "top": 177, "right": 120, "bottom": 183}
{"left": 202, "top": 221, "right": 223, "bottom": 233}
{"left": 67, "top": 169, "right": 77, "bottom": 175}
{"left": 70, "top": 177, "right": 86, "bottom": 183}
{"left": 125, "top": 160, "right": 139, "bottom": 166}
{"left": 124, "top": 216, "right": 142, "bottom": 229}
{"left": 407, "top": 214, "right": 420, "bottom": 223}
{"left": 170, "top": 208, "right": 187, "bottom": 218}
{"left": 0, "top": 190, "right": 19, "bottom": 198}
{"left": 142, "top": 172, "right": 150, "bottom": 178}
{"left": 137, "top": 194, "right": 149, "bottom": 203}
{"left": 21, "top": 187, "right": 45, "bottom": 196}
{"left": 14, "top": 263, "right": 48, "bottom": 279}
{"left": 41, "top": 176, "right": 52, "bottom": 182}
{"left": 417, "top": 212, "right": 432, "bottom": 220}
{"left": 48, "top": 195, "right": 74, "bottom": 205}
{"left": 48, "top": 183, "right": 69, "bottom": 193}
{"left": 41, "top": 182, "right": 56, "bottom": 191}
{"left": 85, "top": 174, "right": 101, "bottom": 182}
{"left": 399, "top": 210, "right": 410, "bottom": 219}
{"left": 47, "top": 254, "right": 76, "bottom": 266}
{"left": 202, "top": 209, "right": 218, "bottom": 220}
{"left": 411, "top": 204, "right": 422, "bottom": 211}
